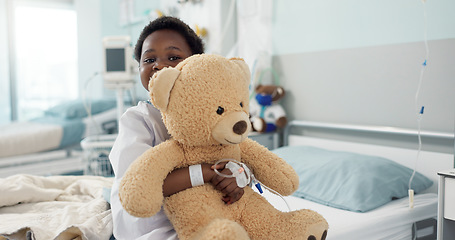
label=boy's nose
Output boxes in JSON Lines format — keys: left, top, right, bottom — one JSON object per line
{"left": 153, "top": 61, "right": 165, "bottom": 70}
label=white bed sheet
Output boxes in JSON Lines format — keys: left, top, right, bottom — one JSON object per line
{"left": 0, "top": 174, "right": 113, "bottom": 240}
{"left": 261, "top": 188, "right": 437, "bottom": 240}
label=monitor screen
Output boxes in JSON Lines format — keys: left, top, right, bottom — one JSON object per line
{"left": 105, "top": 48, "right": 126, "bottom": 72}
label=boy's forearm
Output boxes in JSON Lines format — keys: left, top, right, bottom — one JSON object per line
{"left": 162, "top": 164, "right": 215, "bottom": 197}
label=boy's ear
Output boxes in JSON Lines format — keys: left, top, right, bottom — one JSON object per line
{"left": 149, "top": 68, "right": 181, "bottom": 111}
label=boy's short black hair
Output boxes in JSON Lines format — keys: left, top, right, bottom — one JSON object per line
{"left": 134, "top": 16, "right": 205, "bottom": 62}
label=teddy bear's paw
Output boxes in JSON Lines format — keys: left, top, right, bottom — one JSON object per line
{"left": 306, "top": 230, "right": 328, "bottom": 240}
{"left": 251, "top": 117, "right": 267, "bottom": 133}
{"left": 244, "top": 208, "right": 328, "bottom": 240}
{"left": 191, "top": 218, "right": 250, "bottom": 240}
{"left": 304, "top": 225, "right": 328, "bottom": 240}
{"left": 296, "top": 209, "right": 329, "bottom": 240}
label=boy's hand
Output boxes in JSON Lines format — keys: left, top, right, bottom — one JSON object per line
{"left": 208, "top": 162, "right": 245, "bottom": 205}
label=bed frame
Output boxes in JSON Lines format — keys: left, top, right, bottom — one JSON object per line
{"left": 0, "top": 147, "right": 84, "bottom": 178}
{"left": 283, "top": 120, "right": 454, "bottom": 152}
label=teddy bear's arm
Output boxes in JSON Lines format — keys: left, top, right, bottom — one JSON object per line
{"left": 119, "top": 140, "right": 185, "bottom": 218}
{"left": 239, "top": 138, "right": 298, "bottom": 196}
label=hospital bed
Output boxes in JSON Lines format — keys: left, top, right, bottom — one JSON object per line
{"left": 263, "top": 120, "right": 454, "bottom": 240}
{"left": 2, "top": 119, "right": 451, "bottom": 240}
{"left": 0, "top": 98, "right": 119, "bottom": 177}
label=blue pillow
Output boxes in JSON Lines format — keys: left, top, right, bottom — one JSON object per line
{"left": 272, "top": 145, "right": 433, "bottom": 212}
{"left": 45, "top": 99, "right": 117, "bottom": 119}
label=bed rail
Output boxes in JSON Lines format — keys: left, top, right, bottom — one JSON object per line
{"left": 283, "top": 120, "right": 454, "bottom": 146}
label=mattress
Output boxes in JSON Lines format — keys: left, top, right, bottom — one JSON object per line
{"left": 261, "top": 189, "right": 438, "bottom": 240}
{"left": 0, "top": 108, "right": 117, "bottom": 158}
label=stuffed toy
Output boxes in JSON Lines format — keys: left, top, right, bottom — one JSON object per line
{"left": 250, "top": 84, "right": 288, "bottom": 133}
{"left": 119, "top": 54, "right": 328, "bottom": 240}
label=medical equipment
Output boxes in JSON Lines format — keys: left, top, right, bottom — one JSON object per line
{"left": 81, "top": 134, "right": 116, "bottom": 177}
{"left": 409, "top": 0, "right": 430, "bottom": 209}
{"left": 102, "top": 36, "right": 136, "bottom": 123}
{"left": 189, "top": 164, "right": 205, "bottom": 187}
{"left": 213, "top": 158, "right": 291, "bottom": 211}
{"left": 102, "top": 36, "right": 135, "bottom": 84}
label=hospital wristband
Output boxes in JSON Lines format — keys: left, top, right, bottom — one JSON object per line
{"left": 189, "top": 164, "right": 205, "bottom": 187}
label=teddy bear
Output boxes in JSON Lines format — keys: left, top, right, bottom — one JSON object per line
{"left": 250, "top": 84, "right": 288, "bottom": 133}
{"left": 119, "top": 54, "right": 328, "bottom": 240}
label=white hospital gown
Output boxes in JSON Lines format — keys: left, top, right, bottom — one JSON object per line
{"left": 109, "top": 101, "right": 178, "bottom": 240}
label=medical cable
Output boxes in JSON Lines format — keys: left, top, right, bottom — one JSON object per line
{"left": 408, "top": 0, "right": 429, "bottom": 209}
{"left": 213, "top": 159, "right": 292, "bottom": 212}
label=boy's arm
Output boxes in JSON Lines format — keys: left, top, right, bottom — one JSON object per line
{"left": 163, "top": 163, "right": 214, "bottom": 197}
{"left": 164, "top": 163, "right": 245, "bottom": 205}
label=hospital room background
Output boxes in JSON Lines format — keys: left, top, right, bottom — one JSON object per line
{"left": 1, "top": 0, "right": 455, "bottom": 239}
{"left": 0, "top": 0, "right": 454, "bottom": 170}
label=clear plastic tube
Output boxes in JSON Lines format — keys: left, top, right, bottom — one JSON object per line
{"left": 213, "top": 158, "right": 291, "bottom": 211}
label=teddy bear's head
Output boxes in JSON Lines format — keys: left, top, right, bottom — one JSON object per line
{"left": 255, "top": 84, "right": 286, "bottom": 104}
{"left": 149, "top": 54, "right": 252, "bottom": 147}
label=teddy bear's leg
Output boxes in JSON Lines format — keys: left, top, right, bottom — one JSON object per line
{"left": 192, "top": 218, "right": 250, "bottom": 240}
{"left": 164, "top": 185, "right": 250, "bottom": 240}
{"left": 240, "top": 189, "right": 328, "bottom": 240}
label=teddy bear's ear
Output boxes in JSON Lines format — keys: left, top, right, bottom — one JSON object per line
{"left": 229, "top": 57, "right": 250, "bottom": 83}
{"left": 149, "top": 67, "right": 181, "bottom": 111}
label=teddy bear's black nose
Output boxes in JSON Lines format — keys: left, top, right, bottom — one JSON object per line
{"left": 233, "top": 120, "right": 247, "bottom": 135}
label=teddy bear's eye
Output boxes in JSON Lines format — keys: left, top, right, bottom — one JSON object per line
{"left": 240, "top": 102, "right": 243, "bottom": 108}
{"left": 216, "top": 106, "right": 224, "bottom": 115}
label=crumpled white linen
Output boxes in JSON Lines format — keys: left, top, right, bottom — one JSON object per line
{"left": 0, "top": 174, "right": 113, "bottom": 240}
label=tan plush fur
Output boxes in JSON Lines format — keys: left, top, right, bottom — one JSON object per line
{"left": 119, "top": 54, "right": 328, "bottom": 240}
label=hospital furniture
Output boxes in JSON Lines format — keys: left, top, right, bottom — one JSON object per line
{"left": 81, "top": 134, "right": 117, "bottom": 177}
{"left": 264, "top": 120, "right": 454, "bottom": 240}
{"left": 1, "top": 119, "right": 452, "bottom": 239}
{"left": 0, "top": 98, "right": 120, "bottom": 177}
{"left": 437, "top": 169, "right": 455, "bottom": 239}
{"left": 248, "top": 131, "right": 280, "bottom": 150}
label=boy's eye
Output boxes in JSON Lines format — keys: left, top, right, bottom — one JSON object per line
{"left": 144, "top": 58, "right": 155, "bottom": 63}
{"left": 240, "top": 102, "right": 243, "bottom": 107}
{"left": 216, "top": 106, "right": 224, "bottom": 115}
{"left": 169, "top": 56, "right": 181, "bottom": 61}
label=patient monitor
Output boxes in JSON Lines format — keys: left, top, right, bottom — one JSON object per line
{"left": 102, "top": 36, "right": 135, "bottom": 126}
{"left": 102, "top": 36, "right": 135, "bottom": 86}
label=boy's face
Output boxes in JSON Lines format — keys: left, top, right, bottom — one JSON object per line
{"left": 139, "top": 29, "right": 193, "bottom": 91}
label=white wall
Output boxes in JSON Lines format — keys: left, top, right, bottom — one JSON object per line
{"left": 175, "top": 0, "right": 237, "bottom": 56}
{"left": 272, "top": 0, "right": 455, "bottom": 54}
{"left": 75, "top": 0, "right": 103, "bottom": 100}
{"left": 271, "top": 0, "right": 455, "bottom": 153}
{"left": 93, "top": 0, "right": 237, "bottom": 101}
{"left": 0, "top": 0, "right": 11, "bottom": 124}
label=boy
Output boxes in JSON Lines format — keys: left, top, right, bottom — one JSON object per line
{"left": 109, "top": 16, "right": 244, "bottom": 239}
